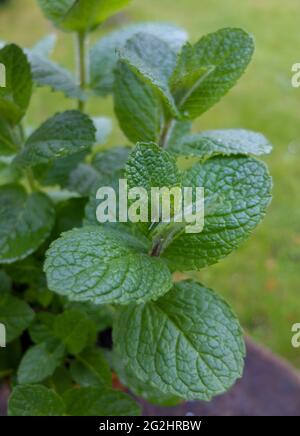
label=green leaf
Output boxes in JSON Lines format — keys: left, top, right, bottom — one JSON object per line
{"left": 17, "top": 339, "right": 65, "bottom": 384}
{"left": 114, "top": 60, "right": 164, "bottom": 143}
{"left": 27, "top": 51, "right": 85, "bottom": 100}
{"left": 53, "top": 310, "right": 90, "bottom": 355}
{"left": 0, "top": 118, "right": 22, "bottom": 156}
{"left": 0, "top": 269, "right": 11, "bottom": 293}
{"left": 119, "top": 33, "right": 178, "bottom": 117}
{"left": 38, "top": 0, "right": 132, "bottom": 32}
{"left": 44, "top": 226, "right": 172, "bottom": 305}
{"left": 33, "top": 151, "right": 87, "bottom": 187}
{"left": 70, "top": 347, "right": 112, "bottom": 387}
{"left": 113, "top": 280, "right": 245, "bottom": 401}
{"left": 65, "top": 301, "right": 115, "bottom": 333}
{"left": 113, "top": 354, "right": 181, "bottom": 407}
{"left": 29, "top": 313, "right": 56, "bottom": 344}
{"left": 0, "top": 158, "right": 21, "bottom": 185}
{"left": 67, "top": 147, "right": 130, "bottom": 197}
{"left": 170, "top": 28, "right": 254, "bottom": 119}
{"left": 0, "top": 185, "right": 55, "bottom": 264}
{"left": 53, "top": 197, "right": 86, "bottom": 236}
{"left": 169, "top": 129, "right": 272, "bottom": 158}
{"left": 46, "top": 366, "right": 74, "bottom": 395}
{"left": 67, "top": 163, "right": 101, "bottom": 197}
{"left": 0, "top": 294, "right": 34, "bottom": 342}
{"left": 15, "top": 111, "right": 95, "bottom": 168}
{"left": 90, "top": 22, "right": 188, "bottom": 96}
{"left": 126, "top": 142, "right": 181, "bottom": 192}
{"left": 0, "top": 44, "right": 32, "bottom": 125}
{"left": 163, "top": 156, "right": 272, "bottom": 270}
{"left": 8, "top": 384, "right": 65, "bottom": 416}
{"left": 63, "top": 387, "right": 140, "bottom": 416}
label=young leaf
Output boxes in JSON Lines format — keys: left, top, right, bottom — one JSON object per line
{"left": 8, "top": 385, "right": 65, "bottom": 416}
{"left": 17, "top": 339, "right": 65, "bottom": 384}
{"left": 0, "top": 294, "right": 34, "bottom": 342}
{"left": 113, "top": 280, "right": 245, "bottom": 401}
{"left": 126, "top": 142, "right": 181, "bottom": 192}
{"left": 114, "top": 61, "right": 164, "bottom": 143}
{"left": 0, "top": 44, "right": 32, "bottom": 125}
{"left": 27, "top": 51, "right": 86, "bottom": 100}
{"left": 0, "top": 185, "right": 55, "bottom": 264}
{"left": 170, "top": 28, "right": 254, "bottom": 119}
{"left": 63, "top": 387, "right": 140, "bottom": 416}
{"left": 119, "top": 33, "right": 178, "bottom": 117}
{"left": 15, "top": 111, "right": 95, "bottom": 168}
{"left": 90, "top": 22, "right": 188, "bottom": 96}
{"left": 44, "top": 226, "right": 172, "bottom": 305}
{"left": 70, "top": 347, "right": 112, "bottom": 387}
{"left": 38, "top": 0, "right": 132, "bottom": 32}
{"left": 53, "top": 309, "right": 91, "bottom": 355}
{"left": 169, "top": 129, "right": 272, "bottom": 158}
{"left": 163, "top": 156, "right": 272, "bottom": 270}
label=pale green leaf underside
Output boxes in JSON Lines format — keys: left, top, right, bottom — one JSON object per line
{"left": 114, "top": 61, "right": 163, "bottom": 143}
{"left": 90, "top": 22, "right": 187, "bottom": 96}
{"left": 15, "top": 111, "right": 95, "bottom": 167}
{"left": 0, "top": 185, "right": 55, "bottom": 264}
{"left": 163, "top": 156, "right": 272, "bottom": 270}
{"left": 113, "top": 280, "right": 245, "bottom": 401}
{"left": 8, "top": 385, "right": 65, "bottom": 416}
{"left": 169, "top": 129, "right": 272, "bottom": 158}
{"left": 120, "top": 33, "right": 179, "bottom": 117}
{"left": 31, "top": 34, "right": 57, "bottom": 58}
{"left": 27, "top": 51, "right": 85, "bottom": 100}
{"left": 0, "top": 294, "right": 35, "bottom": 342}
{"left": 44, "top": 226, "right": 172, "bottom": 305}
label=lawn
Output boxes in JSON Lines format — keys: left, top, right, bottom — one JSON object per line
{"left": 1, "top": 0, "right": 299, "bottom": 368}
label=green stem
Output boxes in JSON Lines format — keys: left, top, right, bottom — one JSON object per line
{"left": 76, "top": 31, "right": 87, "bottom": 112}
{"left": 159, "top": 119, "right": 174, "bottom": 148}
{"left": 26, "top": 168, "right": 38, "bottom": 192}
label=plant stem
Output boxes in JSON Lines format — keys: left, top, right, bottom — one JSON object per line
{"left": 159, "top": 119, "right": 173, "bottom": 148}
{"left": 26, "top": 168, "right": 38, "bottom": 192}
{"left": 76, "top": 31, "right": 87, "bottom": 112}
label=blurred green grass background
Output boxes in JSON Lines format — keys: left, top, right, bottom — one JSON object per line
{"left": 1, "top": 0, "right": 299, "bottom": 367}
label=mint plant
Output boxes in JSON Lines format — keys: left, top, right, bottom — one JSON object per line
{"left": 0, "top": 0, "right": 272, "bottom": 416}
